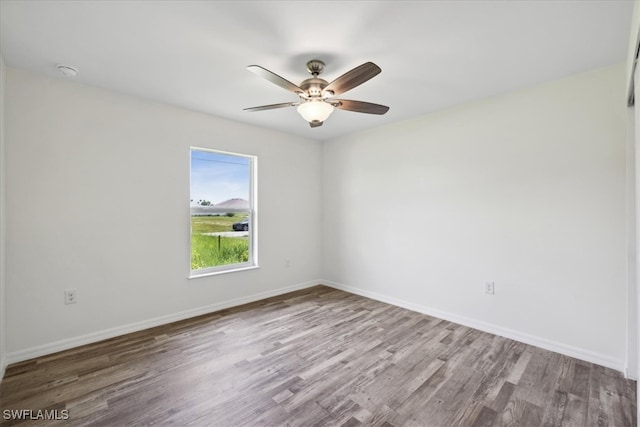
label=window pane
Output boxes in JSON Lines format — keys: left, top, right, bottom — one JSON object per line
{"left": 190, "top": 149, "right": 254, "bottom": 273}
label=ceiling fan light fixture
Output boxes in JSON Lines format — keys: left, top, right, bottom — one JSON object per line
{"left": 297, "top": 100, "right": 334, "bottom": 123}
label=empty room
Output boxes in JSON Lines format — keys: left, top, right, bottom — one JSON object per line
{"left": 0, "top": 1, "right": 639, "bottom": 425}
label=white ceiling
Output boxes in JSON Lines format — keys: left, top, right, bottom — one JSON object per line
{"left": 0, "top": 1, "right": 634, "bottom": 141}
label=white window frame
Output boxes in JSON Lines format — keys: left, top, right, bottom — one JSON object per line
{"left": 189, "top": 147, "right": 258, "bottom": 278}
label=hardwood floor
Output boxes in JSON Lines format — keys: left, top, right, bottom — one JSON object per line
{"left": 0, "top": 285, "right": 636, "bottom": 426}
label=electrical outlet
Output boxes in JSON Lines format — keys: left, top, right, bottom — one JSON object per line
{"left": 65, "top": 289, "right": 78, "bottom": 304}
{"left": 485, "top": 282, "right": 495, "bottom": 295}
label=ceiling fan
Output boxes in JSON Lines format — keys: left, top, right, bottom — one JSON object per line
{"left": 244, "top": 60, "right": 389, "bottom": 128}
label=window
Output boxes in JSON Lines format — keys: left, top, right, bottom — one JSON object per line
{"left": 190, "top": 148, "right": 257, "bottom": 277}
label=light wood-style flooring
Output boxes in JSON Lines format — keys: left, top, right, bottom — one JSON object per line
{"left": 0, "top": 285, "right": 636, "bottom": 426}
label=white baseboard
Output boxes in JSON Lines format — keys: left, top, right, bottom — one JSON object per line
{"left": 625, "top": 361, "right": 638, "bottom": 380}
{"left": 322, "top": 280, "right": 625, "bottom": 373}
{"left": 6, "top": 280, "right": 321, "bottom": 365}
{"left": 0, "top": 355, "right": 6, "bottom": 380}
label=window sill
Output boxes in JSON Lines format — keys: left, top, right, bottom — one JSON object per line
{"left": 189, "top": 264, "right": 259, "bottom": 279}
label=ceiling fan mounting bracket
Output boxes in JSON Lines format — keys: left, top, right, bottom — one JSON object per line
{"left": 306, "top": 59, "right": 325, "bottom": 77}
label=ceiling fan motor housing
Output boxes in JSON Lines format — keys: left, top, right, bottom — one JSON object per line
{"left": 300, "top": 77, "right": 329, "bottom": 97}
{"left": 302, "top": 60, "right": 331, "bottom": 97}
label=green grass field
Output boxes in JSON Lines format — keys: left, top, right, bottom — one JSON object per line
{"left": 191, "top": 214, "right": 246, "bottom": 234}
{"left": 191, "top": 214, "right": 249, "bottom": 269}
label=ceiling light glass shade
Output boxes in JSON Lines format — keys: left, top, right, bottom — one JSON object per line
{"left": 297, "top": 100, "right": 334, "bottom": 123}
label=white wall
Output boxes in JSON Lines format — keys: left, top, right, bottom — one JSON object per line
{"left": 323, "top": 64, "right": 628, "bottom": 370}
{"left": 0, "top": 53, "right": 6, "bottom": 377}
{"left": 4, "top": 69, "right": 322, "bottom": 360}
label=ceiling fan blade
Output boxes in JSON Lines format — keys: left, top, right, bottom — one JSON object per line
{"left": 243, "top": 102, "right": 297, "bottom": 112}
{"left": 324, "top": 62, "right": 381, "bottom": 96}
{"left": 247, "top": 65, "right": 304, "bottom": 95}
{"left": 309, "top": 120, "right": 323, "bottom": 128}
{"left": 333, "top": 99, "right": 389, "bottom": 115}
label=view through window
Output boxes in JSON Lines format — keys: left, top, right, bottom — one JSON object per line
{"left": 190, "top": 148, "right": 256, "bottom": 275}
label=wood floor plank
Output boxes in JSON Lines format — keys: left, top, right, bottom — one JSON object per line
{"left": 0, "top": 285, "right": 636, "bottom": 426}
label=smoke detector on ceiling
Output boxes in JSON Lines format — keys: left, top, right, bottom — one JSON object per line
{"left": 57, "top": 64, "right": 78, "bottom": 78}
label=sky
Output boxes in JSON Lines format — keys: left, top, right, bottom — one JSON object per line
{"left": 190, "top": 149, "right": 251, "bottom": 206}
